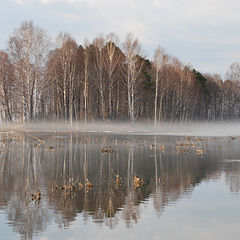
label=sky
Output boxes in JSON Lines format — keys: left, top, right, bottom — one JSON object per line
{"left": 1, "top": 0, "right": 240, "bottom": 76}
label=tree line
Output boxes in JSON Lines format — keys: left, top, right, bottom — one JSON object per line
{"left": 0, "top": 21, "right": 240, "bottom": 124}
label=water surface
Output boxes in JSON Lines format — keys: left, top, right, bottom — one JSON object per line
{"left": 0, "top": 132, "right": 240, "bottom": 240}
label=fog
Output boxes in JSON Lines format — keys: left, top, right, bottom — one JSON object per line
{"left": 1, "top": 121, "right": 240, "bottom": 137}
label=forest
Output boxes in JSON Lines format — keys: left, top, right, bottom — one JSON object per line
{"left": 0, "top": 21, "right": 240, "bottom": 124}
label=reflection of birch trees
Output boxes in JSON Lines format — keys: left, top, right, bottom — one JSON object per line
{"left": 153, "top": 136, "right": 163, "bottom": 214}
{"left": 122, "top": 141, "right": 141, "bottom": 227}
{"left": 0, "top": 135, "right": 50, "bottom": 239}
{"left": 0, "top": 133, "right": 237, "bottom": 237}
{"left": 225, "top": 162, "right": 240, "bottom": 192}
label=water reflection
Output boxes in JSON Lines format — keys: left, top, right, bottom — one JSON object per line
{"left": 225, "top": 161, "right": 240, "bottom": 193}
{"left": 0, "top": 133, "right": 239, "bottom": 239}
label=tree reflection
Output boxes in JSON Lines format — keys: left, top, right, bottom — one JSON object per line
{"left": 0, "top": 133, "right": 238, "bottom": 238}
{"left": 0, "top": 134, "right": 51, "bottom": 239}
{"left": 225, "top": 161, "right": 240, "bottom": 192}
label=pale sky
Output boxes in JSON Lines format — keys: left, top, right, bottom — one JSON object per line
{"left": 1, "top": 0, "right": 240, "bottom": 76}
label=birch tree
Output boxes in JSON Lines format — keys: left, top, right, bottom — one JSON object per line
{"left": 104, "top": 33, "right": 120, "bottom": 119}
{"left": 83, "top": 40, "right": 90, "bottom": 124}
{"left": 8, "top": 21, "right": 49, "bottom": 122}
{"left": 153, "top": 46, "right": 165, "bottom": 126}
{"left": 157, "top": 54, "right": 169, "bottom": 122}
{"left": 0, "top": 51, "right": 15, "bottom": 121}
{"left": 56, "top": 33, "right": 78, "bottom": 124}
{"left": 123, "top": 33, "right": 144, "bottom": 124}
{"left": 93, "top": 36, "right": 106, "bottom": 120}
{"left": 225, "top": 62, "right": 240, "bottom": 83}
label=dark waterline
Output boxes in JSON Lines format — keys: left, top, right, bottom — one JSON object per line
{"left": 0, "top": 132, "right": 240, "bottom": 240}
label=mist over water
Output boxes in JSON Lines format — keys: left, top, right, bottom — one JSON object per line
{"left": 1, "top": 121, "right": 240, "bottom": 137}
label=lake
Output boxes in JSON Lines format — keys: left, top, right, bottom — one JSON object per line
{"left": 0, "top": 131, "right": 240, "bottom": 240}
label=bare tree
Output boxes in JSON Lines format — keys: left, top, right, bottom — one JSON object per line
{"left": 153, "top": 46, "right": 165, "bottom": 126}
{"left": 104, "top": 33, "right": 120, "bottom": 119}
{"left": 4, "top": 24, "right": 240, "bottom": 123}
{"left": 83, "top": 39, "right": 90, "bottom": 124}
{"left": 122, "top": 33, "right": 144, "bottom": 124}
{"left": 56, "top": 33, "right": 78, "bottom": 124}
{"left": 93, "top": 36, "right": 106, "bottom": 120}
{"left": 0, "top": 51, "right": 15, "bottom": 121}
{"left": 8, "top": 21, "right": 49, "bottom": 122}
{"left": 225, "top": 62, "right": 240, "bottom": 83}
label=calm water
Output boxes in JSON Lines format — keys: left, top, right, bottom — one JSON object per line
{"left": 0, "top": 132, "right": 240, "bottom": 240}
